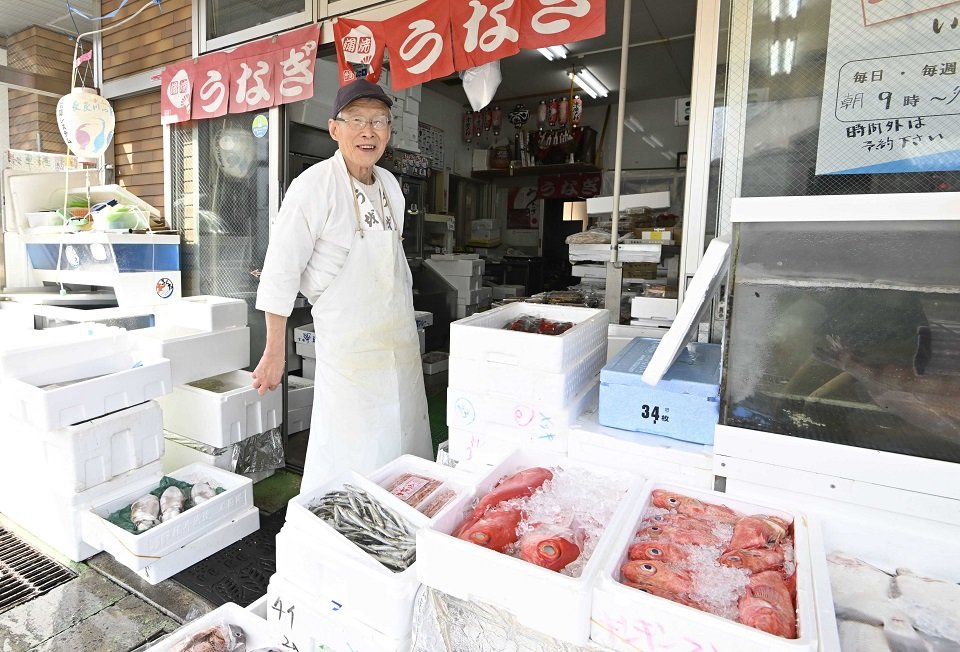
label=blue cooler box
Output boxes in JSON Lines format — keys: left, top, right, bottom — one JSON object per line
{"left": 599, "top": 337, "right": 721, "bottom": 444}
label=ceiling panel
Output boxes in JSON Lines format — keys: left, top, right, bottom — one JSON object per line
{"left": 0, "top": 0, "right": 97, "bottom": 38}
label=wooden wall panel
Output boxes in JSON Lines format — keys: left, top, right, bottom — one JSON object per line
{"left": 112, "top": 91, "right": 165, "bottom": 219}
{"left": 101, "top": 0, "right": 192, "bottom": 82}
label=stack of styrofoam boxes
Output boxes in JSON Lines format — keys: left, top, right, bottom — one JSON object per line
{"left": 415, "top": 310, "right": 433, "bottom": 356}
{"left": 415, "top": 448, "right": 646, "bottom": 647}
{"left": 630, "top": 294, "right": 679, "bottom": 327}
{"left": 445, "top": 302, "right": 609, "bottom": 466}
{"left": 424, "top": 254, "right": 485, "bottom": 319}
{"left": 286, "top": 374, "right": 314, "bottom": 435}
{"left": 293, "top": 323, "right": 316, "bottom": 379}
{"left": 147, "top": 296, "right": 282, "bottom": 483}
{"left": 491, "top": 284, "right": 525, "bottom": 301}
{"left": 387, "top": 83, "right": 421, "bottom": 152}
{"left": 265, "top": 456, "right": 471, "bottom": 652}
{"left": 0, "top": 324, "right": 171, "bottom": 563}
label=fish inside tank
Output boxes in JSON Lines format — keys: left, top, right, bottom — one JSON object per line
{"left": 722, "top": 218, "right": 960, "bottom": 463}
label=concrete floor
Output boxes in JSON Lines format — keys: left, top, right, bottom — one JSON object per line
{"left": 0, "top": 373, "right": 450, "bottom": 652}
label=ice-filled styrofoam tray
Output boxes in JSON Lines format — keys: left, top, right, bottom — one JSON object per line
{"left": 448, "top": 341, "right": 606, "bottom": 406}
{"left": 158, "top": 369, "right": 281, "bottom": 448}
{"left": 0, "top": 458, "right": 163, "bottom": 562}
{"left": 129, "top": 325, "right": 249, "bottom": 386}
{"left": 568, "top": 402, "right": 715, "bottom": 489}
{"left": 285, "top": 471, "right": 431, "bottom": 569}
{"left": 590, "top": 481, "right": 818, "bottom": 652}
{"left": 9, "top": 400, "right": 164, "bottom": 494}
{"left": 0, "top": 357, "right": 171, "bottom": 431}
{"left": 415, "top": 448, "right": 645, "bottom": 646}
{"left": 449, "top": 302, "right": 609, "bottom": 373}
{"left": 81, "top": 462, "right": 253, "bottom": 571}
{"left": 146, "top": 600, "right": 280, "bottom": 651}
{"left": 152, "top": 295, "right": 248, "bottom": 332}
{"left": 0, "top": 322, "right": 133, "bottom": 386}
{"left": 447, "top": 378, "right": 599, "bottom": 438}
{"left": 266, "top": 572, "right": 411, "bottom": 652}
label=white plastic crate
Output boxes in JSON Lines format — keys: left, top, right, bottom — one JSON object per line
{"left": 145, "top": 600, "right": 280, "bottom": 651}
{"left": 450, "top": 302, "right": 609, "bottom": 373}
{"left": 0, "top": 459, "right": 163, "bottom": 562}
{"left": 0, "top": 323, "right": 133, "bottom": 386}
{"left": 448, "top": 343, "right": 605, "bottom": 406}
{"left": 158, "top": 369, "right": 282, "bottom": 448}
{"left": 285, "top": 471, "right": 430, "bottom": 568}
{"left": 129, "top": 326, "right": 250, "bottom": 386}
{"left": 8, "top": 401, "right": 164, "bottom": 494}
{"left": 266, "top": 572, "right": 411, "bottom": 652}
{"left": 425, "top": 255, "right": 484, "bottom": 276}
{"left": 152, "top": 295, "right": 248, "bottom": 331}
{"left": 0, "top": 357, "right": 172, "bottom": 430}
{"left": 274, "top": 522, "right": 418, "bottom": 639}
{"left": 162, "top": 433, "right": 231, "bottom": 472}
{"left": 590, "top": 481, "right": 818, "bottom": 652}
{"left": 81, "top": 462, "right": 254, "bottom": 571}
{"left": 415, "top": 449, "right": 645, "bottom": 645}
{"left": 287, "top": 374, "right": 314, "bottom": 410}
{"left": 568, "top": 403, "right": 715, "bottom": 489}
{"left": 137, "top": 507, "right": 259, "bottom": 585}
{"left": 446, "top": 378, "right": 599, "bottom": 439}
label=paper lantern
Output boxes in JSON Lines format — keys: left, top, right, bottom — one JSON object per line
{"left": 56, "top": 87, "right": 115, "bottom": 162}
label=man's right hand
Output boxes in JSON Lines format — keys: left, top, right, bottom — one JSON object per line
{"left": 252, "top": 350, "right": 285, "bottom": 395}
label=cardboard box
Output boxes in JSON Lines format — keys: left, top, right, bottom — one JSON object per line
{"left": 599, "top": 337, "right": 721, "bottom": 444}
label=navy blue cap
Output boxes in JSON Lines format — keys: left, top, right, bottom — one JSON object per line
{"left": 332, "top": 78, "right": 393, "bottom": 118}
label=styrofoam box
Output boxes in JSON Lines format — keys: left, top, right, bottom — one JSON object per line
{"left": 0, "top": 323, "right": 133, "bottom": 386}
{"left": 422, "top": 352, "right": 449, "bottom": 375}
{"left": 631, "top": 296, "right": 678, "bottom": 320}
{"left": 0, "top": 459, "right": 163, "bottom": 562}
{"left": 162, "top": 432, "right": 231, "bottom": 472}
{"left": 285, "top": 471, "right": 431, "bottom": 570}
{"left": 287, "top": 374, "right": 314, "bottom": 410}
{"left": 447, "top": 378, "right": 600, "bottom": 438}
{"left": 415, "top": 448, "right": 645, "bottom": 645}
{"left": 450, "top": 302, "right": 609, "bottom": 373}
{"left": 455, "top": 303, "right": 479, "bottom": 319}
{"left": 302, "top": 356, "right": 316, "bottom": 379}
{"left": 287, "top": 404, "right": 312, "bottom": 434}
{"left": 568, "top": 403, "right": 715, "bottom": 489}
{"left": 448, "top": 342, "right": 606, "bottom": 406}
{"left": 274, "top": 522, "right": 418, "bottom": 638}
{"left": 425, "top": 255, "right": 484, "bottom": 276}
{"left": 137, "top": 507, "right": 259, "bottom": 585}
{"left": 441, "top": 274, "right": 482, "bottom": 295}
{"left": 9, "top": 400, "right": 165, "bottom": 494}
{"left": 590, "top": 481, "right": 818, "bottom": 652}
{"left": 266, "top": 572, "right": 411, "bottom": 652}
{"left": 146, "top": 600, "right": 281, "bottom": 651}
{"left": 414, "top": 310, "right": 434, "bottom": 329}
{"left": 130, "top": 326, "right": 250, "bottom": 386}
{"left": 0, "top": 357, "right": 172, "bottom": 431}
{"left": 159, "top": 370, "right": 282, "bottom": 448}
{"left": 447, "top": 423, "right": 567, "bottom": 466}
{"left": 81, "top": 462, "right": 254, "bottom": 571}
{"left": 418, "top": 328, "right": 425, "bottom": 355}
{"left": 478, "top": 287, "right": 492, "bottom": 304}
{"left": 152, "top": 295, "right": 248, "bottom": 332}
{"left": 367, "top": 454, "right": 473, "bottom": 522}
{"left": 456, "top": 287, "right": 484, "bottom": 305}
{"left": 294, "top": 323, "right": 316, "bottom": 358}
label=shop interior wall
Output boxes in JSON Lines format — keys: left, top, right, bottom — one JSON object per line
{"left": 113, "top": 91, "right": 165, "bottom": 220}
{"left": 592, "top": 96, "right": 690, "bottom": 172}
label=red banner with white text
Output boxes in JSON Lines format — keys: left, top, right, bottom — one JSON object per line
{"left": 383, "top": 1, "right": 456, "bottom": 91}
{"left": 450, "top": 0, "right": 522, "bottom": 70}
{"left": 518, "top": 0, "right": 605, "bottom": 49}
{"left": 333, "top": 17, "right": 386, "bottom": 85}
{"left": 160, "top": 59, "right": 194, "bottom": 125}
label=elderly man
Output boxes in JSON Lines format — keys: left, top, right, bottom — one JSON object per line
{"left": 252, "top": 78, "right": 432, "bottom": 491}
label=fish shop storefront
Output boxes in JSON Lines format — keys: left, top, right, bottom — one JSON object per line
{"left": 0, "top": 0, "right": 959, "bottom": 650}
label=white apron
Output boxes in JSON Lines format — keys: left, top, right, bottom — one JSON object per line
{"left": 301, "top": 166, "right": 433, "bottom": 492}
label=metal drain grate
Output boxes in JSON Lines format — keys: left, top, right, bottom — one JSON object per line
{"left": 0, "top": 528, "right": 77, "bottom": 614}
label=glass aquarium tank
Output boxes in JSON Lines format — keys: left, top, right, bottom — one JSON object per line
{"left": 723, "top": 213, "right": 960, "bottom": 464}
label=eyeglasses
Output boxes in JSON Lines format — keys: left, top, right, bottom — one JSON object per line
{"left": 335, "top": 115, "right": 392, "bottom": 131}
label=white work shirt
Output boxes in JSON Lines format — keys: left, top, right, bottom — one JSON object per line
{"left": 256, "top": 150, "right": 405, "bottom": 316}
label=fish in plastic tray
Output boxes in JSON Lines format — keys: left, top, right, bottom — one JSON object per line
{"left": 170, "top": 623, "right": 245, "bottom": 652}
{"left": 619, "top": 489, "right": 799, "bottom": 639}
{"left": 502, "top": 315, "right": 574, "bottom": 335}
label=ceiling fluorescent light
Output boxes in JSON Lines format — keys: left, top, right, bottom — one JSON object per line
{"left": 538, "top": 45, "right": 569, "bottom": 61}
{"left": 770, "top": 40, "right": 781, "bottom": 76}
{"left": 568, "top": 71, "right": 597, "bottom": 98}
{"left": 568, "top": 68, "right": 609, "bottom": 99}
{"left": 783, "top": 38, "right": 796, "bottom": 74}
{"left": 787, "top": 0, "right": 801, "bottom": 18}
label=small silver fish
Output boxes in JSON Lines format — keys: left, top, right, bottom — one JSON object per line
{"left": 160, "top": 486, "right": 186, "bottom": 522}
{"left": 131, "top": 494, "right": 160, "bottom": 532}
{"left": 191, "top": 481, "right": 217, "bottom": 506}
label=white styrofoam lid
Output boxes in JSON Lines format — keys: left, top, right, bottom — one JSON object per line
{"left": 640, "top": 235, "right": 730, "bottom": 385}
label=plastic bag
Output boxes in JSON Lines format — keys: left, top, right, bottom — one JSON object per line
{"left": 460, "top": 61, "right": 502, "bottom": 111}
{"left": 170, "top": 622, "right": 246, "bottom": 652}
{"left": 232, "top": 426, "right": 284, "bottom": 474}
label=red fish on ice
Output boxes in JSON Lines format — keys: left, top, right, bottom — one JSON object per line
{"left": 518, "top": 524, "right": 582, "bottom": 572}
{"left": 621, "top": 560, "right": 695, "bottom": 595}
{"left": 651, "top": 490, "right": 741, "bottom": 525}
{"left": 627, "top": 541, "right": 690, "bottom": 564}
{"left": 635, "top": 523, "right": 722, "bottom": 547}
{"left": 738, "top": 570, "right": 797, "bottom": 638}
{"left": 454, "top": 467, "right": 553, "bottom": 536}
{"left": 727, "top": 515, "right": 790, "bottom": 552}
{"left": 455, "top": 508, "right": 522, "bottom": 552}
{"left": 719, "top": 546, "right": 787, "bottom": 574}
